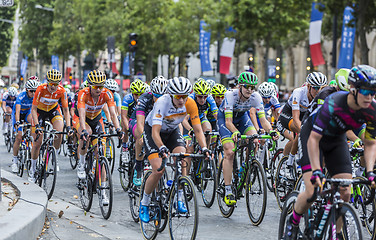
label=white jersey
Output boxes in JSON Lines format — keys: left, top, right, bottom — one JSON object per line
{"left": 287, "top": 86, "right": 310, "bottom": 112}
{"left": 219, "top": 89, "right": 264, "bottom": 118}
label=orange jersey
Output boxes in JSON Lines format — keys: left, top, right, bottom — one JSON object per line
{"left": 33, "top": 83, "right": 68, "bottom": 112}
{"left": 77, "top": 87, "right": 115, "bottom": 120}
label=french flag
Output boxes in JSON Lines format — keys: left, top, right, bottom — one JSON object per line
{"left": 309, "top": 2, "right": 325, "bottom": 66}
{"left": 219, "top": 37, "right": 236, "bottom": 75}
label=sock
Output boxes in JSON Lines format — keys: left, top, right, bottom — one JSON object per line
{"left": 259, "top": 147, "right": 266, "bottom": 164}
{"left": 225, "top": 185, "right": 232, "bottom": 195}
{"left": 135, "top": 160, "right": 143, "bottom": 172}
{"left": 31, "top": 159, "right": 37, "bottom": 173}
{"left": 141, "top": 192, "right": 151, "bottom": 206}
{"left": 178, "top": 189, "right": 183, "bottom": 201}
{"left": 287, "top": 153, "right": 295, "bottom": 166}
{"left": 80, "top": 154, "right": 85, "bottom": 167}
{"left": 13, "top": 155, "right": 18, "bottom": 164}
{"left": 291, "top": 209, "right": 303, "bottom": 225}
{"left": 122, "top": 142, "right": 128, "bottom": 149}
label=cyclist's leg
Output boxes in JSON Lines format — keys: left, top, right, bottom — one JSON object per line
{"left": 201, "top": 117, "right": 212, "bottom": 147}
{"left": 51, "top": 109, "right": 64, "bottom": 150}
{"left": 30, "top": 117, "right": 44, "bottom": 181}
{"left": 73, "top": 114, "right": 92, "bottom": 179}
{"left": 12, "top": 114, "right": 25, "bottom": 172}
{"left": 130, "top": 119, "right": 143, "bottom": 184}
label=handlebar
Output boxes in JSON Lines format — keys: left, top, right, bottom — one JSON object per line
{"left": 157, "top": 153, "right": 206, "bottom": 172}
{"left": 232, "top": 134, "right": 276, "bottom": 152}
{"left": 81, "top": 133, "right": 122, "bottom": 150}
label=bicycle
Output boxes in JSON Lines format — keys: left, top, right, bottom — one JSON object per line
{"left": 216, "top": 134, "right": 274, "bottom": 226}
{"left": 140, "top": 153, "right": 201, "bottom": 240}
{"left": 34, "top": 121, "right": 66, "bottom": 200}
{"left": 104, "top": 121, "right": 116, "bottom": 174}
{"left": 67, "top": 127, "right": 79, "bottom": 170}
{"left": 3, "top": 112, "right": 14, "bottom": 152}
{"left": 16, "top": 122, "right": 33, "bottom": 177}
{"left": 77, "top": 132, "right": 120, "bottom": 219}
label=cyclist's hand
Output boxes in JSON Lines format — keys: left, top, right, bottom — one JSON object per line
{"left": 116, "top": 128, "right": 124, "bottom": 139}
{"left": 66, "top": 126, "right": 74, "bottom": 136}
{"left": 269, "top": 130, "right": 280, "bottom": 141}
{"left": 366, "top": 171, "right": 376, "bottom": 188}
{"left": 158, "top": 145, "right": 169, "bottom": 159}
{"left": 188, "top": 128, "right": 194, "bottom": 138}
{"left": 108, "top": 122, "right": 114, "bottom": 131}
{"left": 35, "top": 124, "right": 42, "bottom": 135}
{"left": 231, "top": 131, "right": 241, "bottom": 143}
{"left": 352, "top": 138, "right": 362, "bottom": 148}
{"left": 310, "top": 169, "right": 325, "bottom": 187}
{"left": 257, "top": 129, "right": 265, "bottom": 135}
{"left": 80, "top": 129, "right": 88, "bottom": 141}
{"left": 201, "top": 147, "right": 211, "bottom": 160}
{"left": 14, "top": 121, "right": 20, "bottom": 129}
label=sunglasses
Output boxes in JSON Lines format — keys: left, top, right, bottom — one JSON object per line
{"left": 91, "top": 85, "right": 104, "bottom": 90}
{"left": 359, "top": 88, "right": 376, "bottom": 96}
{"left": 197, "top": 95, "right": 208, "bottom": 99}
{"left": 240, "top": 84, "right": 256, "bottom": 90}
{"left": 28, "top": 90, "right": 36, "bottom": 93}
{"left": 173, "top": 95, "right": 188, "bottom": 100}
{"left": 311, "top": 86, "right": 322, "bottom": 91}
{"left": 215, "top": 95, "right": 224, "bottom": 99}
{"left": 153, "top": 93, "right": 163, "bottom": 98}
{"left": 262, "top": 96, "right": 272, "bottom": 99}
{"left": 133, "top": 92, "right": 143, "bottom": 96}
{"left": 48, "top": 82, "right": 59, "bottom": 86}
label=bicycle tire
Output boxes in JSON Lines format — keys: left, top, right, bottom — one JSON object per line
{"left": 69, "top": 137, "right": 79, "bottom": 170}
{"left": 105, "top": 137, "right": 116, "bottom": 174}
{"left": 6, "top": 132, "right": 11, "bottom": 152}
{"left": 17, "top": 146, "right": 26, "bottom": 177}
{"left": 140, "top": 170, "right": 159, "bottom": 240}
{"left": 267, "top": 148, "right": 284, "bottom": 192}
{"left": 246, "top": 159, "right": 267, "bottom": 226}
{"left": 119, "top": 150, "right": 131, "bottom": 192}
{"left": 274, "top": 156, "right": 297, "bottom": 211}
{"left": 98, "top": 157, "right": 113, "bottom": 220}
{"left": 157, "top": 171, "right": 169, "bottom": 233}
{"left": 129, "top": 175, "right": 140, "bottom": 223}
{"left": 200, "top": 158, "right": 217, "bottom": 208}
{"left": 216, "top": 160, "right": 235, "bottom": 218}
{"left": 40, "top": 146, "right": 57, "bottom": 200}
{"left": 78, "top": 154, "right": 93, "bottom": 212}
{"left": 168, "top": 176, "right": 198, "bottom": 240}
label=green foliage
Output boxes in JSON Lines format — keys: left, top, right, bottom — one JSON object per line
{"left": 0, "top": 1, "right": 17, "bottom": 67}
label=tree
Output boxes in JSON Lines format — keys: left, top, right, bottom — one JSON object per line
{"left": 0, "top": 2, "right": 17, "bottom": 67}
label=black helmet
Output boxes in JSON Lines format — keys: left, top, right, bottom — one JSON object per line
{"left": 348, "top": 65, "right": 376, "bottom": 89}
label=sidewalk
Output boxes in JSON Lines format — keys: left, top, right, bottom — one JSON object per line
{"left": 0, "top": 169, "right": 47, "bottom": 240}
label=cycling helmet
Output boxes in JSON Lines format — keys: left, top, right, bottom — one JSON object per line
{"left": 144, "top": 83, "right": 151, "bottom": 93}
{"left": 104, "top": 78, "right": 119, "bottom": 92}
{"left": 87, "top": 70, "right": 106, "bottom": 86}
{"left": 206, "top": 79, "right": 216, "bottom": 89}
{"left": 46, "top": 69, "right": 62, "bottom": 83}
{"left": 306, "top": 72, "right": 327, "bottom": 87}
{"left": 28, "top": 76, "right": 39, "bottom": 81}
{"left": 211, "top": 83, "right": 227, "bottom": 96}
{"left": 150, "top": 75, "right": 168, "bottom": 95}
{"left": 329, "top": 80, "right": 337, "bottom": 87}
{"left": 258, "top": 82, "right": 275, "bottom": 97}
{"left": 167, "top": 77, "right": 192, "bottom": 95}
{"left": 25, "top": 79, "right": 40, "bottom": 90}
{"left": 8, "top": 87, "right": 17, "bottom": 97}
{"left": 348, "top": 65, "right": 376, "bottom": 89}
{"left": 193, "top": 79, "right": 211, "bottom": 95}
{"left": 64, "top": 84, "right": 72, "bottom": 90}
{"left": 238, "top": 72, "right": 258, "bottom": 85}
{"left": 81, "top": 80, "right": 88, "bottom": 89}
{"left": 130, "top": 79, "right": 146, "bottom": 94}
{"left": 269, "top": 82, "right": 279, "bottom": 97}
{"left": 335, "top": 68, "right": 350, "bottom": 91}
{"left": 10, "top": 83, "right": 19, "bottom": 89}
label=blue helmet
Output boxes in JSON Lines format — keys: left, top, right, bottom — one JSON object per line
{"left": 348, "top": 65, "right": 376, "bottom": 89}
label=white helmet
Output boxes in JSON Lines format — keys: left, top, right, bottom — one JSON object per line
{"left": 144, "top": 83, "right": 151, "bottom": 93}
{"left": 8, "top": 87, "right": 18, "bottom": 97}
{"left": 104, "top": 78, "right": 119, "bottom": 92}
{"left": 150, "top": 75, "right": 168, "bottom": 95}
{"left": 167, "top": 77, "right": 192, "bottom": 95}
{"left": 306, "top": 72, "right": 327, "bottom": 87}
{"left": 269, "top": 82, "right": 278, "bottom": 97}
{"left": 258, "top": 82, "right": 275, "bottom": 97}
{"left": 25, "top": 79, "right": 40, "bottom": 90}
{"left": 206, "top": 79, "right": 216, "bottom": 89}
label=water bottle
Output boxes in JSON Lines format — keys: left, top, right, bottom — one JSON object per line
{"left": 238, "top": 162, "right": 245, "bottom": 178}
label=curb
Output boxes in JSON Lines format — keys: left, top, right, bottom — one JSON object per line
{"left": 0, "top": 169, "right": 47, "bottom": 240}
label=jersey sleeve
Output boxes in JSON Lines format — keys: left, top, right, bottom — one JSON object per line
{"left": 15, "top": 93, "right": 23, "bottom": 106}
{"left": 32, "top": 86, "right": 42, "bottom": 106}
{"left": 311, "top": 98, "right": 332, "bottom": 135}
{"left": 151, "top": 97, "right": 166, "bottom": 126}
{"left": 271, "top": 96, "right": 281, "bottom": 109}
{"left": 186, "top": 97, "right": 201, "bottom": 125}
{"left": 77, "top": 90, "right": 86, "bottom": 109}
{"left": 136, "top": 94, "right": 149, "bottom": 116}
{"left": 224, "top": 91, "right": 234, "bottom": 118}
{"left": 207, "top": 95, "right": 218, "bottom": 114}
{"left": 121, "top": 94, "right": 133, "bottom": 111}
{"left": 60, "top": 89, "right": 69, "bottom": 108}
{"left": 252, "top": 92, "right": 266, "bottom": 118}
{"left": 105, "top": 90, "right": 115, "bottom": 107}
{"left": 290, "top": 88, "right": 302, "bottom": 111}
{"left": 114, "top": 92, "right": 121, "bottom": 106}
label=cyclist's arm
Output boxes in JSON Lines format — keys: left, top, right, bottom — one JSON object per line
{"left": 121, "top": 109, "right": 129, "bottom": 130}
{"left": 103, "top": 104, "right": 111, "bottom": 123}
{"left": 364, "top": 138, "right": 376, "bottom": 173}
{"left": 108, "top": 105, "right": 121, "bottom": 129}
{"left": 225, "top": 116, "right": 238, "bottom": 133}
{"left": 307, "top": 131, "right": 322, "bottom": 171}
{"left": 193, "top": 123, "right": 207, "bottom": 149}
{"left": 62, "top": 106, "right": 71, "bottom": 127}
{"left": 291, "top": 109, "right": 301, "bottom": 133}
{"left": 15, "top": 104, "right": 21, "bottom": 122}
{"left": 182, "top": 115, "right": 192, "bottom": 131}
{"left": 78, "top": 107, "right": 86, "bottom": 134}
{"left": 346, "top": 130, "right": 359, "bottom": 142}
{"left": 2, "top": 100, "right": 6, "bottom": 112}
{"left": 259, "top": 115, "right": 272, "bottom": 133}
{"left": 272, "top": 107, "right": 280, "bottom": 120}
{"left": 151, "top": 124, "right": 164, "bottom": 149}
{"left": 136, "top": 114, "right": 145, "bottom": 135}
{"left": 31, "top": 105, "right": 38, "bottom": 126}
{"left": 249, "top": 108, "right": 259, "bottom": 132}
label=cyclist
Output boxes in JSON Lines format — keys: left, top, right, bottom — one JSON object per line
{"left": 257, "top": 82, "right": 281, "bottom": 125}
{"left": 284, "top": 65, "right": 376, "bottom": 239}
{"left": 2, "top": 87, "right": 18, "bottom": 133}
{"left": 207, "top": 83, "right": 227, "bottom": 132}
{"left": 218, "top": 72, "right": 278, "bottom": 206}
{"left": 276, "top": 72, "right": 327, "bottom": 162}
{"left": 29, "top": 69, "right": 72, "bottom": 182}
{"left": 206, "top": 79, "right": 216, "bottom": 89}
{"left": 129, "top": 75, "right": 168, "bottom": 186}
{"left": 121, "top": 79, "right": 145, "bottom": 152}
{"left": 139, "top": 77, "right": 210, "bottom": 223}
{"left": 11, "top": 78, "right": 40, "bottom": 173}
{"left": 102, "top": 78, "right": 121, "bottom": 120}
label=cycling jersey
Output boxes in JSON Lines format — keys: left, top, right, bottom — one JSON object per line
{"left": 219, "top": 89, "right": 265, "bottom": 119}
{"left": 286, "top": 85, "right": 310, "bottom": 113}
{"left": 302, "top": 86, "right": 336, "bottom": 123}
{"left": 76, "top": 87, "right": 115, "bottom": 120}
{"left": 3, "top": 92, "right": 16, "bottom": 109}
{"left": 101, "top": 91, "right": 121, "bottom": 121}
{"left": 188, "top": 93, "right": 218, "bottom": 120}
{"left": 264, "top": 95, "right": 281, "bottom": 113}
{"left": 14, "top": 91, "right": 33, "bottom": 114}
{"left": 33, "top": 83, "right": 68, "bottom": 112}
{"left": 131, "top": 92, "right": 154, "bottom": 119}
{"left": 121, "top": 93, "right": 137, "bottom": 119}
{"left": 146, "top": 94, "right": 200, "bottom": 133}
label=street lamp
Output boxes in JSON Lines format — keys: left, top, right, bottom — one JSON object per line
{"left": 212, "top": 58, "right": 217, "bottom": 76}
{"left": 185, "top": 54, "right": 190, "bottom": 78}
{"left": 35, "top": 4, "right": 54, "bottom": 12}
{"left": 247, "top": 47, "right": 254, "bottom": 71}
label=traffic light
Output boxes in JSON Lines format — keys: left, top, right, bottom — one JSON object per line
{"left": 69, "top": 73, "right": 72, "bottom": 80}
{"left": 129, "top": 33, "right": 138, "bottom": 52}
{"left": 20, "top": 76, "right": 24, "bottom": 81}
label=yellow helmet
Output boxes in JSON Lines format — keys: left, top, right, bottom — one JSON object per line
{"left": 193, "top": 79, "right": 210, "bottom": 95}
{"left": 211, "top": 83, "right": 227, "bottom": 96}
{"left": 130, "top": 79, "right": 146, "bottom": 94}
{"left": 87, "top": 70, "right": 106, "bottom": 86}
{"left": 46, "top": 69, "right": 62, "bottom": 82}
{"left": 10, "top": 83, "right": 19, "bottom": 89}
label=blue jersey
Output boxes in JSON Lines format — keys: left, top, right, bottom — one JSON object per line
{"left": 3, "top": 93, "right": 16, "bottom": 109}
{"left": 121, "top": 93, "right": 137, "bottom": 119}
{"left": 101, "top": 91, "right": 121, "bottom": 121}
{"left": 14, "top": 91, "right": 33, "bottom": 114}
{"left": 189, "top": 93, "right": 218, "bottom": 120}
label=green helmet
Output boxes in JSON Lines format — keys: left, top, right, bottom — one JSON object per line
{"left": 329, "top": 80, "right": 337, "bottom": 87}
{"left": 238, "top": 72, "right": 258, "bottom": 85}
{"left": 211, "top": 83, "right": 227, "bottom": 96}
{"left": 193, "top": 79, "right": 211, "bottom": 95}
{"left": 335, "top": 68, "right": 350, "bottom": 91}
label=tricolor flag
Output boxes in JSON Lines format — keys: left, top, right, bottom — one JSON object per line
{"left": 219, "top": 37, "right": 236, "bottom": 75}
{"left": 309, "top": 2, "right": 325, "bottom": 66}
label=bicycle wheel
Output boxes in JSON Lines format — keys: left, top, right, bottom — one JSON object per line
{"left": 69, "top": 137, "right": 79, "bottom": 170}
{"left": 274, "top": 156, "right": 297, "bottom": 211}
{"left": 119, "top": 150, "right": 131, "bottom": 191}
{"left": 168, "top": 176, "right": 198, "bottom": 240}
{"left": 62, "top": 131, "right": 68, "bottom": 157}
{"left": 98, "top": 157, "right": 113, "bottom": 220}
{"left": 78, "top": 175, "right": 93, "bottom": 212}
{"left": 6, "top": 132, "right": 11, "bottom": 152}
{"left": 200, "top": 158, "right": 217, "bottom": 208}
{"left": 40, "top": 146, "right": 57, "bottom": 200}
{"left": 105, "top": 137, "right": 116, "bottom": 174}
{"left": 246, "top": 159, "right": 267, "bottom": 226}
{"left": 17, "top": 146, "right": 26, "bottom": 177}
{"left": 140, "top": 170, "right": 159, "bottom": 240}
{"left": 129, "top": 175, "right": 140, "bottom": 223}
{"left": 216, "top": 160, "right": 235, "bottom": 218}
{"left": 322, "top": 202, "right": 363, "bottom": 240}
{"left": 267, "top": 148, "right": 283, "bottom": 192}
{"left": 157, "top": 171, "right": 169, "bottom": 233}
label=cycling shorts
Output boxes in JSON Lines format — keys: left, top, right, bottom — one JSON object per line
{"left": 217, "top": 110, "right": 256, "bottom": 144}
{"left": 73, "top": 113, "right": 104, "bottom": 135}
{"left": 36, "top": 105, "right": 63, "bottom": 126}
{"left": 277, "top": 104, "right": 304, "bottom": 132}
{"left": 298, "top": 117, "right": 352, "bottom": 176}
{"left": 129, "top": 118, "right": 137, "bottom": 137}
{"left": 144, "top": 123, "right": 186, "bottom": 161}
{"left": 13, "top": 111, "right": 31, "bottom": 132}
